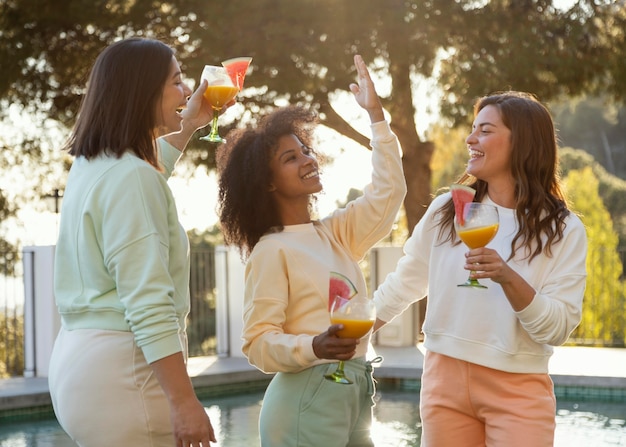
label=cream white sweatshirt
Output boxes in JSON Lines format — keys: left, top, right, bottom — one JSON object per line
{"left": 374, "top": 193, "right": 587, "bottom": 374}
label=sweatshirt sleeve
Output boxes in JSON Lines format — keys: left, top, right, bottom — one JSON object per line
{"left": 241, "top": 241, "right": 319, "bottom": 373}
{"left": 323, "top": 120, "right": 406, "bottom": 260}
{"left": 514, "top": 215, "right": 587, "bottom": 346}
{"left": 102, "top": 161, "right": 185, "bottom": 363}
{"left": 157, "top": 137, "right": 183, "bottom": 178}
{"left": 372, "top": 195, "right": 446, "bottom": 323}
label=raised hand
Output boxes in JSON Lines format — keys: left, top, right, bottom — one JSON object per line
{"left": 349, "top": 54, "right": 385, "bottom": 123}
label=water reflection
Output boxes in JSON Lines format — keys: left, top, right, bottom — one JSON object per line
{"left": 1, "top": 389, "right": 625, "bottom": 446}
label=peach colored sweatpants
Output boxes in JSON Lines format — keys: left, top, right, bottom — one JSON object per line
{"left": 420, "top": 350, "right": 556, "bottom": 447}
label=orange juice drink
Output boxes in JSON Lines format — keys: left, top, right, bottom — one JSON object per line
{"left": 458, "top": 224, "right": 499, "bottom": 249}
{"left": 204, "top": 85, "right": 239, "bottom": 109}
{"left": 331, "top": 317, "right": 374, "bottom": 339}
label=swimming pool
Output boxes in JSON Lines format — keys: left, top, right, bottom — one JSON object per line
{"left": 1, "top": 387, "right": 625, "bottom": 446}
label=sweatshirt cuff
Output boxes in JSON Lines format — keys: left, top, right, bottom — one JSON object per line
{"left": 370, "top": 120, "right": 394, "bottom": 144}
{"left": 298, "top": 335, "right": 319, "bottom": 364}
{"left": 141, "top": 332, "right": 184, "bottom": 364}
{"left": 514, "top": 291, "right": 543, "bottom": 323}
{"left": 157, "top": 137, "right": 183, "bottom": 175}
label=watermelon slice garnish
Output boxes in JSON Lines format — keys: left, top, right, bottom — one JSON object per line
{"left": 221, "top": 56, "right": 252, "bottom": 90}
{"left": 329, "top": 271, "right": 358, "bottom": 310}
{"left": 450, "top": 184, "right": 476, "bottom": 225}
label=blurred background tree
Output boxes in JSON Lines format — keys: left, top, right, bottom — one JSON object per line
{"left": 565, "top": 167, "right": 626, "bottom": 346}
{"left": 1, "top": 0, "right": 625, "bottom": 237}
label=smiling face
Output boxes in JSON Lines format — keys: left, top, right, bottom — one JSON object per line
{"left": 268, "top": 134, "right": 322, "bottom": 221}
{"left": 465, "top": 104, "right": 514, "bottom": 189}
{"left": 156, "top": 56, "right": 192, "bottom": 137}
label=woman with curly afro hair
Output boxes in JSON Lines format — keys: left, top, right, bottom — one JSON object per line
{"left": 216, "top": 55, "right": 406, "bottom": 446}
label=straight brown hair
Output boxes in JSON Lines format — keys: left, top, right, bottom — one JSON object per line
{"left": 64, "top": 38, "right": 174, "bottom": 170}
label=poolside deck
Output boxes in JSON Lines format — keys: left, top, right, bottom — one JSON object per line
{"left": 2, "top": 344, "right": 626, "bottom": 415}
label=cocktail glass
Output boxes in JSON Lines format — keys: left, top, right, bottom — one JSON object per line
{"left": 455, "top": 202, "right": 499, "bottom": 288}
{"left": 199, "top": 65, "right": 240, "bottom": 144}
{"left": 324, "top": 295, "right": 376, "bottom": 384}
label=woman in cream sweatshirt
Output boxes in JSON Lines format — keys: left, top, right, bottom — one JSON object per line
{"left": 217, "top": 55, "right": 406, "bottom": 446}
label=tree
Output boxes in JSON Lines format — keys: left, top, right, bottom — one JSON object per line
{"left": 565, "top": 167, "right": 626, "bottom": 346}
{"left": 0, "top": 190, "right": 17, "bottom": 265}
{"left": 559, "top": 147, "right": 626, "bottom": 247}
{"left": 1, "top": 0, "right": 625, "bottom": 235}
{"left": 552, "top": 95, "right": 626, "bottom": 179}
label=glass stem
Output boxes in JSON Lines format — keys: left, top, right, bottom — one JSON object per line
{"left": 208, "top": 109, "right": 221, "bottom": 139}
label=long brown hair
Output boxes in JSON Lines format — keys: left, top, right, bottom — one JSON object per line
{"left": 217, "top": 106, "right": 319, "bottom": 259}
{"left": 64, "top": 38, "right": 174, "bottom": 170}
{"left": 436, "top": 91, "right": 569, "bottom": 261}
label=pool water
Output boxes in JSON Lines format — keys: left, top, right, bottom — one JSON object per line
{"left": 1, "top": 389, "right": 625, "bottom": 446}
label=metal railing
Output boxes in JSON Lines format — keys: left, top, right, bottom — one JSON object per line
{"left": 1, "top": 246, "right": 626, "bottom": 377}
{"left": 1, "top": 250, "right": 24, "bottom": 377}
{"left": 0, "top": 248, "right": 218, "bottom": 377}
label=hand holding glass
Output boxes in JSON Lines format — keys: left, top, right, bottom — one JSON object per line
{"left": 455, "top": 202, "right": 499, "bottom": 288}
{"left": 324, "top": 295, "right": 376, "bottom": 384}
{"left": 199, "top": 65, "right": 239, "bottom": 144}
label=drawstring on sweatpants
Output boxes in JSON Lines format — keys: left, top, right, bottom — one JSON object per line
{"left": 365, "top": 355, "right": 383, "bottom": 394}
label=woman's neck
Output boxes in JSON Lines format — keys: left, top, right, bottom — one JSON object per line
{"left": 277, "top": 203, "right": 312, "bottom": 226}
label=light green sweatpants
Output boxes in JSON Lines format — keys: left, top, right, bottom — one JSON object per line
{"left": 259, "top": 357, "right": 379, "bottom": 447}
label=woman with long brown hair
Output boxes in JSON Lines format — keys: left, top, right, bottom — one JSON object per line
{"left": 373, "top": 91, "right": 587, "bottom": 447}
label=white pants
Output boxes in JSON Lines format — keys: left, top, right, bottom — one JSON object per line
{"left": 49, "top": 328, "right": 179, "bottom": 447}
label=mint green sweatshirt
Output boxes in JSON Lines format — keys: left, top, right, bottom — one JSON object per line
{"left": 53, "top": 139, "right": 190, "bottom": 364}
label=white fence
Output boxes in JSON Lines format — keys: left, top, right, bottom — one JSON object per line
{"left": 18, "top": 245, "right": 419, "bottom": 378}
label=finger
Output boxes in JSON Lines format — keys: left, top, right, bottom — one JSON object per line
{"left": 336, "top": 350, "right": 357, "bottom": 360}
{"left": 354, "top": 54, "right": 363, "bottom": 74}
{"left": 208, "top": 425, "right": 217, "bottom": 442}
{"left": 354, "top": 54, "right": 370, "bottom": 80}
{"left": 327, "top": 324, "right": 343, "bottom": 336}
{"left": 190, "top": 79, "right": 207, "bottom": 99}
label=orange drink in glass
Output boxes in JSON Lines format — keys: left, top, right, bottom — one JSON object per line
{"left": 199, "top": 65, "right": 238, "bottom": 144}
{"left": 330, "top": 317, "right": 374, "bottom": 339}
{"left": 325, "top": 296, "right": 376, "bottom": 384}
{"left": 457, "top": 223, "right": 499, "bottom": 249}
{"left": 203, "top": 84, "right": 239, "bottom": 109}
{"left": 454, "top": 203, "right": 499, "bottom": 288}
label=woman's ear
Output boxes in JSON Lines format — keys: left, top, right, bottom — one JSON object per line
{"left": 268, "top": 183, "right": 277, "bottom": 192}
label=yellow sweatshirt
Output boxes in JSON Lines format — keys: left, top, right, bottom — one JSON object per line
{"left": 242, "top": 121, "right": 406, "bottom": 373}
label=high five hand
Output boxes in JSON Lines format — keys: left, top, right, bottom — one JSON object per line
{"left": 349, "top": 54, "right": 384, "bottom": 123}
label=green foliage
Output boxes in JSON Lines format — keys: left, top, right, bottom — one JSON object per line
{"left": 565, "top": 167, "right": 626, "bottom": 346}
{"left": 560, "top": 147, "right": 626, "bottom": 247}
{"left": 0, "top": 191, "right": 17, "bottom": 260}
{"left": 428, "top": 123, "right": 471, "bottom": 192}
{"left": 1, "top": 0, "right": 625, "bottom": 238}
{"left": 552, "top": 95, "right": 626, "bottom": 179}
{"left": 0, "top": 311, "right": 24, "bottom": 377}
{"left": 438, "top": 1, "right": 626, "bottom": 125}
